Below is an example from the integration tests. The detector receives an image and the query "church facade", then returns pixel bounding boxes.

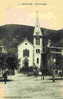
[18,16,43,69]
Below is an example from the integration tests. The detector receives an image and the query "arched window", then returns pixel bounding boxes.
[23,49,29,57]
[37,58,39,64]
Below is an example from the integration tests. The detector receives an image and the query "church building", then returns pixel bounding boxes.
[18,13,44,70]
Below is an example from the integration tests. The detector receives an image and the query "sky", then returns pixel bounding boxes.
[0,0,63,30]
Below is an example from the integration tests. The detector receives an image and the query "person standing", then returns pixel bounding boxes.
[3,70,8,84]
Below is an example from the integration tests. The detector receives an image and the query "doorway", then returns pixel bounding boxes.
[23,58,29,72]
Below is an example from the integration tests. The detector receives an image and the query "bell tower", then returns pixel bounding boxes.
[33,11,43,68]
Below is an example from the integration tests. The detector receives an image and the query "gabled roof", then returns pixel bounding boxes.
[18,38,33,47]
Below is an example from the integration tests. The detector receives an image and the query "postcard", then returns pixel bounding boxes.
[0,0,63,99]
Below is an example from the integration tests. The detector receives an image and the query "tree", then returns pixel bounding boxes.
[0,54,7,75]
[6,55,18,74]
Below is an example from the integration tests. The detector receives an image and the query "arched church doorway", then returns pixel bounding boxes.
[23,58,29,72]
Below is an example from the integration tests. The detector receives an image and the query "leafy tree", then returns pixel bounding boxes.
[6,56,18,74]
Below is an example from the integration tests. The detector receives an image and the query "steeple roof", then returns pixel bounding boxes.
[33,11,42,36]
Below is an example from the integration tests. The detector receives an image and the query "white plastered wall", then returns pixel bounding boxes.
[18,39,33,68]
